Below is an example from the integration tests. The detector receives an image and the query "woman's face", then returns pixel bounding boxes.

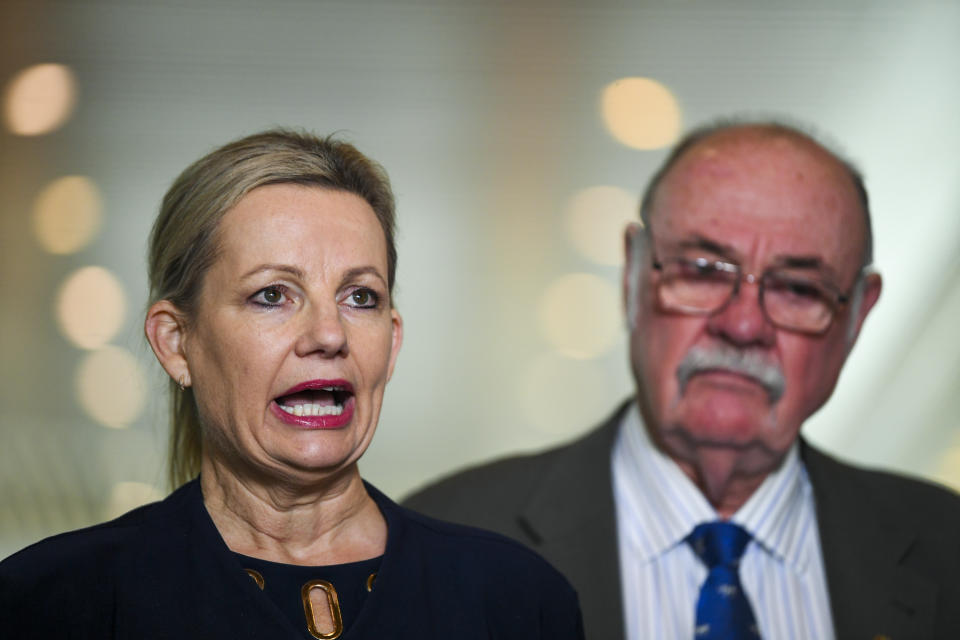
[182,184,402,480]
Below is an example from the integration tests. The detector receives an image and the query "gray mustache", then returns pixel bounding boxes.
[676,345,786,402]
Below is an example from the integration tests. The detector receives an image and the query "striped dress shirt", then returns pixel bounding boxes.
[612,403,835,639]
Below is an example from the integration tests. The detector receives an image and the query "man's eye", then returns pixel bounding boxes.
[768,278,825,302]
[348,288,378,308]
[787,283,821,298]
[692,262,715,276]
[252,286,287,306]
[680,259,728,279]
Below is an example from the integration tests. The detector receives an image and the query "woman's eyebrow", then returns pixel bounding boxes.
[341,266,386,285]
[241,264,306,280]
[238,264,387,286]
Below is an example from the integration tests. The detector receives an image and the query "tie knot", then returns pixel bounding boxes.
[687,521,752,568]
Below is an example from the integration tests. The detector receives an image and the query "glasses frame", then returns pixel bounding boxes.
[648,243,860,335]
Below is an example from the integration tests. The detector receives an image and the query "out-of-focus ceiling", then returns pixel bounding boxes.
[2,0,958,556]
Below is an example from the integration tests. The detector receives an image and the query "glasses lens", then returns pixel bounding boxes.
[762,273,833,332]
[659,259,736,312]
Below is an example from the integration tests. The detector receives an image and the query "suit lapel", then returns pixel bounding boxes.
[519,402,630,640]
[507,407,945,640]
[803,441,937,639]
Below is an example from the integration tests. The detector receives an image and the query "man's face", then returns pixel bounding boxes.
[625,130,881,497]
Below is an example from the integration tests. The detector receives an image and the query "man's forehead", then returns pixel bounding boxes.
[651,128,859,220]
[673,126,841,178]
[646,126,868,279]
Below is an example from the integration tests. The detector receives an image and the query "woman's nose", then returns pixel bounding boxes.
[295,303,349,358]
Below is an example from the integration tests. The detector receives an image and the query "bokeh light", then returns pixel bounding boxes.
[56,266,127,350]
[3,63,78,136]
[935,443,960,491]
[519,352,614,436]
[565,185,637,266]
[33,176,103,254]
[103,481,164,520]
[601,76,681,150]
[75,346,146,429]
[538,273,622,359]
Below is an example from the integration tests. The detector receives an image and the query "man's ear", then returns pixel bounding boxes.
[846,271,882,349]
[145,300,192,387]
[623,222,644,326]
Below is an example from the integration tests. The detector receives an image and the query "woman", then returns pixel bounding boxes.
[0,130,584,639]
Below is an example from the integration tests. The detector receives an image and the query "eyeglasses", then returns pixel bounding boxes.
[651,254,858,334]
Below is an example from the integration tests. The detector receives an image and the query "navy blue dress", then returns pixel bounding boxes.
[0,480,585,639]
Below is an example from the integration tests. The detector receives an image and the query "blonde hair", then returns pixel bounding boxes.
[147,129,397,489]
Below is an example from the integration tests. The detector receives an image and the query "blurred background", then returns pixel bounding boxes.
[2,0,959,557]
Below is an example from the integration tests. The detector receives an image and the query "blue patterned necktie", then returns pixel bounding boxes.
[687,521,761,639]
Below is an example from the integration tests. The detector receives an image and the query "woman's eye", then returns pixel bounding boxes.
[252,286,287,307]
[347,288,378,308]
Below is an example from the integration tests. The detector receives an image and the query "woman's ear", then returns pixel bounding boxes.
[145,300,192,387]
[385,307,404,382]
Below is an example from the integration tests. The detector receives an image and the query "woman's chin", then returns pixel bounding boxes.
[243,437,363,479]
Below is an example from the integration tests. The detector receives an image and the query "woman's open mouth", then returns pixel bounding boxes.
[271,379,355,428]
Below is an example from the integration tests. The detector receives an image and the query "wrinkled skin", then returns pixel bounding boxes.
[624,128,882,515]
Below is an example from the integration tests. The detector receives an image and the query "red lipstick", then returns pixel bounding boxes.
[271,379,355,429]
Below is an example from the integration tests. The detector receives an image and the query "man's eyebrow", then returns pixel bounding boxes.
[672,237,845,282]
[241,264,306,280]
[675,235,735,256]
[770,255,842,282]
[775,256,823,269]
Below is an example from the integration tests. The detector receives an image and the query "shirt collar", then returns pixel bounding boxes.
[612,402,812,571]
[613,402,714,563]
[731,444,812,571]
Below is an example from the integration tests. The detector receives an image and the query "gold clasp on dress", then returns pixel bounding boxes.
[244,568,265,590]
[301,579,344,639]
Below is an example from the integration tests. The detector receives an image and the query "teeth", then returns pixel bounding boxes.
[280,403,344,417]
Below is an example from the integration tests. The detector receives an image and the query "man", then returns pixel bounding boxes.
[405,121,960,639]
